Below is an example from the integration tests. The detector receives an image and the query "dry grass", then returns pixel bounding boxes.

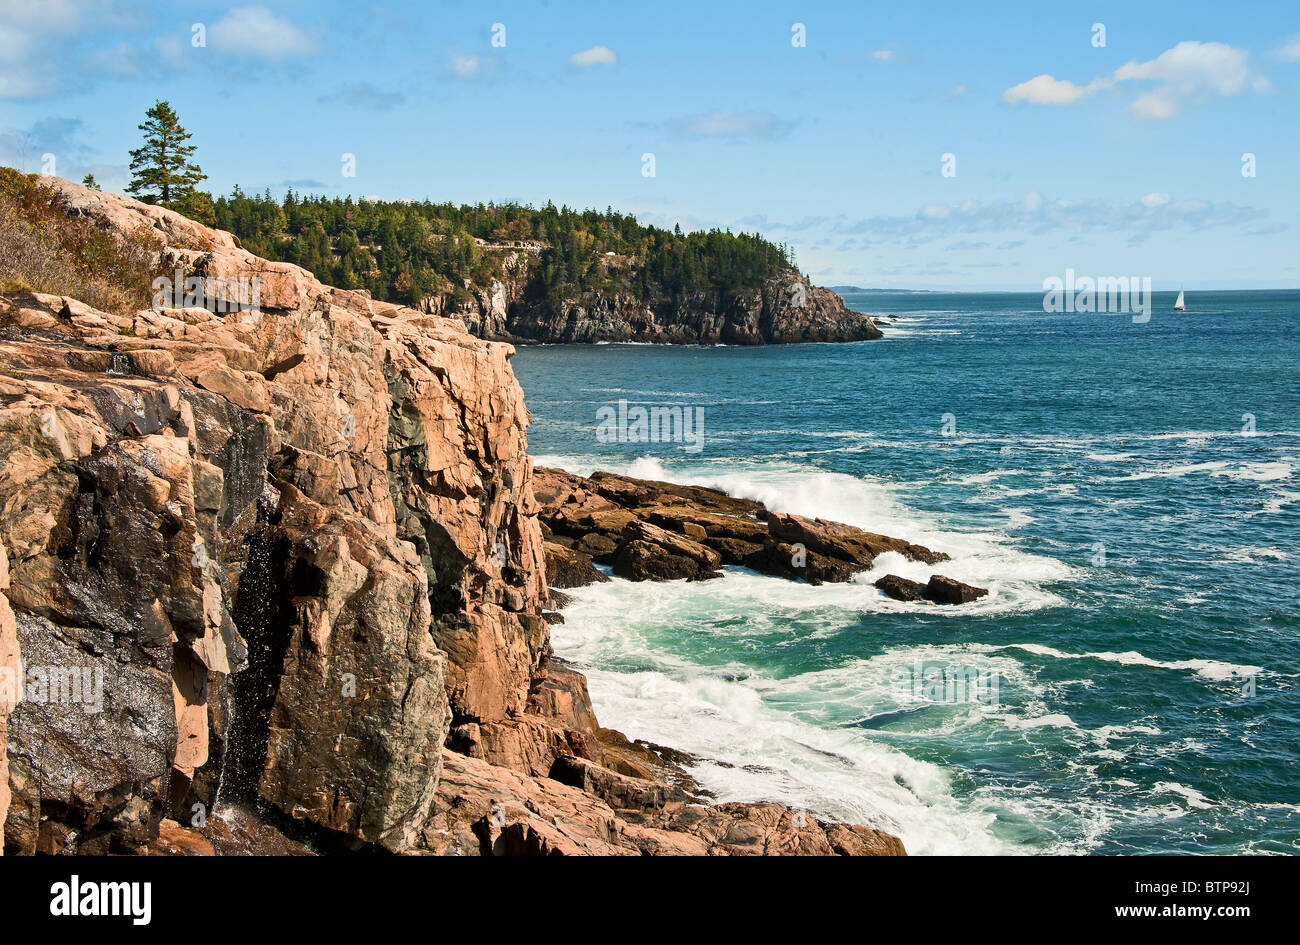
[0,167,165,315]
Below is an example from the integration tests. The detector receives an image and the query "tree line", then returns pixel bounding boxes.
[124,101,799,313]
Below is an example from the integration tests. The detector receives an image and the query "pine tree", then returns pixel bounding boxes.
[81,173,101,191]
[127,101,207,207]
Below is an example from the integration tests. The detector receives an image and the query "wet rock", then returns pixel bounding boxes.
[875,573,988,605]
[535,466,945,587]
[543,541,608,588]
[610,521,723,582]
[766,511,949,567]
[924,574,989,605]
[198,806,316,856]
[142,819,216,856]
[249,490,452,852]
[4,612,175,855]
[875,574,927,601]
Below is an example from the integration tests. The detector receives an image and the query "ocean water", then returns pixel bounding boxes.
[510,290,1300,856]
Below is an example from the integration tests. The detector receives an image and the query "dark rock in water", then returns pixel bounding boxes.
[611,521,723,582]
[875,573,988,604]
[746,539,861,585]
[875,574,927,602]
[533,465,946,589]
[542,611,565,625]
[923,575,990,605]
[576,531,619,559]
[766,511,949,567]
[612,540,699,582]
[544,541,609,588]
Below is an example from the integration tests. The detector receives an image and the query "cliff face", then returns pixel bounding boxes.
[0,176,902,856]
[1,177,546,853]
[500,279,882,345]
[422,254,882,346]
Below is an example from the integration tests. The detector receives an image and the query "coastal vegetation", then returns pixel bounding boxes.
[214,189,800,314]
[127,100,213,224]
[0,166,162,314]
[6,100,808,331]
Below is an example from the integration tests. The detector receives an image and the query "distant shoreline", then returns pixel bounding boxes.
[831,285,1300,294]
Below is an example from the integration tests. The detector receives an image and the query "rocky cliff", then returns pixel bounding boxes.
[423,255,882,346]
[0,176,902,856]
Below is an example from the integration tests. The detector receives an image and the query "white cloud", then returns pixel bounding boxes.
[0,0,85,34]
[570,45,616,68]
[872,49,898,62]
[0,116,100,177]
[1115,41,1256,96]
[450,54,480,79]
[209,6,317,61]
[1278,35,1300,61]
[1114,41,1266,118]
[1128,92,1177,120]
[1003,74,1107,105]
[0,0,88,98]
[746,191,1272,246]
[442,49,501,81]
[1004,41,1268,120]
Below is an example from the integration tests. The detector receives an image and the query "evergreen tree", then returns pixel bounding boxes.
[211,189,793,319]
[81,173,101,191]
[127,101,207,207]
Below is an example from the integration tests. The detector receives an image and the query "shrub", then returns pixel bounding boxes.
[0,167,165,315]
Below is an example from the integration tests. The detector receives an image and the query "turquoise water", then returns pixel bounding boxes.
[511,290,1300,855]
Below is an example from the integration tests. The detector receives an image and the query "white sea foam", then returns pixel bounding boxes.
[982,642,1262,681]
[1226,546,1289,563]
[553,588,1022,855]
[955,469,1032,485]
[533,450,1273,855]
[536,453,1075,611]
[1248,489,1300,517]
[1153,782,1214,810]
[1102,461,1230,482]
[551,575,1225,855]
[1212,461,1294,482]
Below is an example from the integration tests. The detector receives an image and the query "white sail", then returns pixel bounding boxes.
[1174,289,1185,311]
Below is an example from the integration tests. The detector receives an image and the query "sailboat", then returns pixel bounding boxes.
[1173,287,1185,311]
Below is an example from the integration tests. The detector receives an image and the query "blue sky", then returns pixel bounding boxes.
[2,0,1297,289]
